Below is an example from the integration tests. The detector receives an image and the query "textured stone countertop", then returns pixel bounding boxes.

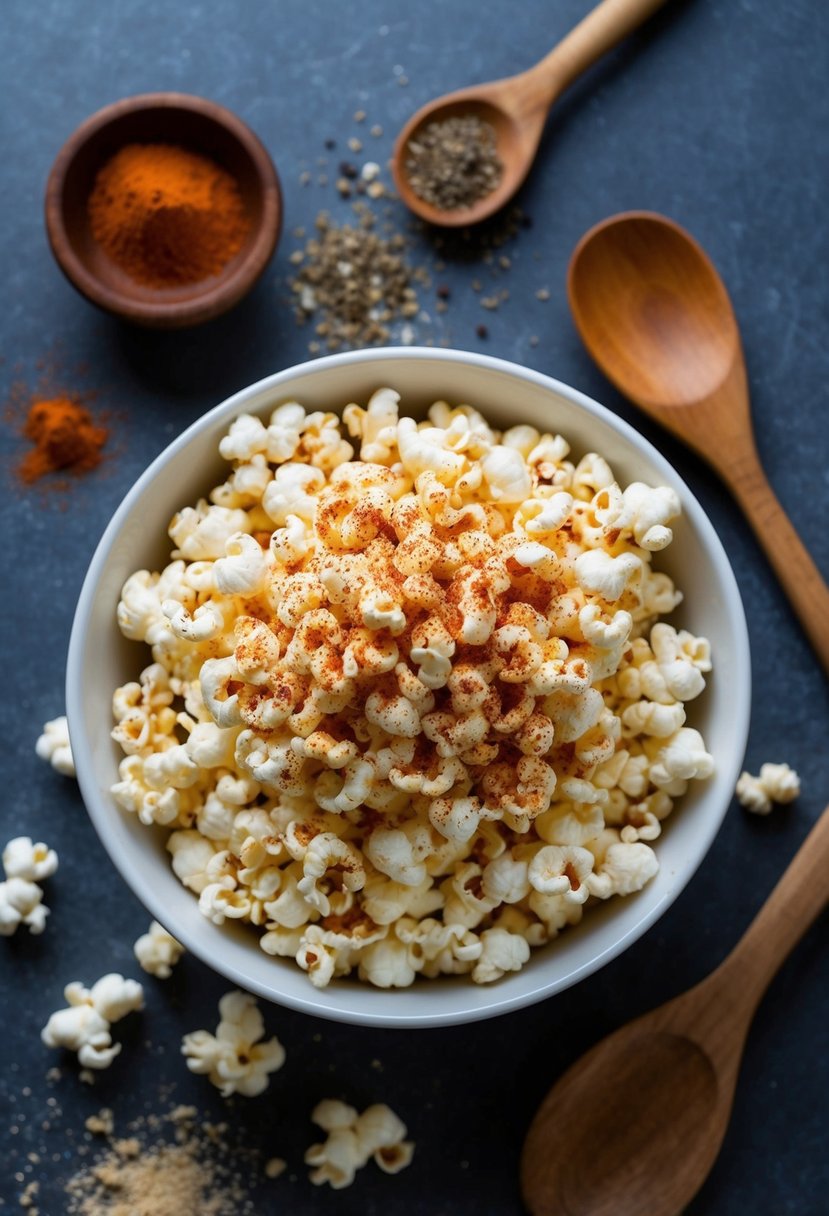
[1,1,827,1212]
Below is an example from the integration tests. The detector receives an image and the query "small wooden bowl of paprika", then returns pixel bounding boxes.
[45,92,282,329]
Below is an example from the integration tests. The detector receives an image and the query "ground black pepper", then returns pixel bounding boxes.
[405,114,503,211]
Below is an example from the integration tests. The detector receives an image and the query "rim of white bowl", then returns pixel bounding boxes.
[67,347,751,1027]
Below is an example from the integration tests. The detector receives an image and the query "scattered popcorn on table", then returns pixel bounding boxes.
[35,715,75,776]
[736,762,800,815]
[2,836,58,882]
[133,920,185,978]
[264,1157,287,1179]
[0,877,49,936]
[41,973,144,1070]
[112,390,715,988]
[0,835,58,936]
[305,1099,414,1189]
[182,989,285,1097]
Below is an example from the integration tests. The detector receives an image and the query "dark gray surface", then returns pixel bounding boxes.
[1,1,828,1212]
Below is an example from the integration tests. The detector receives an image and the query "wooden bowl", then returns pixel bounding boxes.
[44,92,282,329]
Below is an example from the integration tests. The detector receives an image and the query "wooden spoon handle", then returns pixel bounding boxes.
[715,801,829,1017]
[526,0,671,103]
[728,453,829,674]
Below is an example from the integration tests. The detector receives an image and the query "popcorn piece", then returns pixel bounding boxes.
[736,762,800,815]
[586,841,659,898]
[182,989,285,1097]
[528,845,594,904]
[214,532,268,596]
[2,836,58,882]
[167,831,218,893]
[472,927,531,983]
[71,973,145,1024]
[648,728,714,795]
[306,1100,413,1189]
[134,920,185,978]
[0,877,48,936]
[35,715,75,777]
[41,974,144,1070]
[41,1004,120,1070]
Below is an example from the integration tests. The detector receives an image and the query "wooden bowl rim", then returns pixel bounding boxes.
[44,91,282,328]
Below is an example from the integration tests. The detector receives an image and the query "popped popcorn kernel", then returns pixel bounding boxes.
[0,835,59,936]
[736,762,800,815]
[112,391,714,989]
[41,974,144,1070]
[134,920,185,978]
[182,989,285,1097]
[306,1099,414,1188]
[35,715,75,776]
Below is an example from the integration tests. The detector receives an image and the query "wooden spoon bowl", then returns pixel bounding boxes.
[44,92,282,329]
[392,0,670,227]
[522,800,829,1216]
[568,210,829,671]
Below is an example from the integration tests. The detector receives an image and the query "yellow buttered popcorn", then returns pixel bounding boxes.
[113,389,714,989]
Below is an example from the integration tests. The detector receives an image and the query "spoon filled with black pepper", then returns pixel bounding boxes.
[392,0,669,227]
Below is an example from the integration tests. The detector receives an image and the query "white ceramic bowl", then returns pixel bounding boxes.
[67,349,750,1028]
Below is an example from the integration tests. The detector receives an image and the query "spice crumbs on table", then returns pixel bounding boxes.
[476,323,489,338]
[370,124,383,137]
[288,211,420,349]
[536,287,551,301]
[347,136,363,153]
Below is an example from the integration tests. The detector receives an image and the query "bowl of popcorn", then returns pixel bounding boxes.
[67,349,750,1027]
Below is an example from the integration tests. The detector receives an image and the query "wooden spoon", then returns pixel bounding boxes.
[568,211,829,673]
[521,799,829,1216]
[391,0,670,227]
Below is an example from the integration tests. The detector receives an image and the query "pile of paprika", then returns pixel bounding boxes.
[87,143,250,288]
[17,396,108,484]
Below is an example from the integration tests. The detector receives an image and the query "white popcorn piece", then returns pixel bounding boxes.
[472,927,531,983]
[480,445,533,503]
[648,728,715,795]
[2,836,58,882]
[134,920,185,978]
[69,973,145,1024]
[736,762,800,815]
[586,841,659,898]
[219,412,269,462]
[306,1100,414,1189]
[167,831,218,894]
[169,501,251,561]
[163,598,224,642]
[35,715,75,777]
[41,974,144,1071]
[343,387,401,463]
[214,532,268,596]
[358,937,420,988]
[182,989,285,1097]
[0,877,48,936]
[528,845,594,904]
[575,549,642,602]
[41,1003,120,1070]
